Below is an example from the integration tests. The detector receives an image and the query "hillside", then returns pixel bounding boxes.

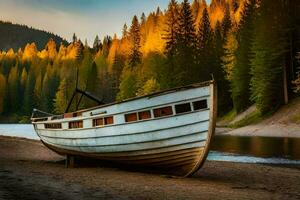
[0,21,68,51]
[217,97,300,138]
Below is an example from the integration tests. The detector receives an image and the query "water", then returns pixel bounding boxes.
[211,135,300,160]
[0,124,299,164]
[0,124,38,140]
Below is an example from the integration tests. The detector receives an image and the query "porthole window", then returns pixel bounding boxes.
[193,100,208,110]
[69,120,83,129]
[153,106,173,118]
[104,116,114,125]
[93,118,103,127]
[125,113,137,122]
[45,123,62,129]
[93,116,114,127]
[138,110,151,120]
[175,103,191,114]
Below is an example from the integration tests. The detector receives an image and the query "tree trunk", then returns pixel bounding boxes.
[283,65,289,104]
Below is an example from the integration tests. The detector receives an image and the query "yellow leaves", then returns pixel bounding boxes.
[137,78,160,96]
[107,39,120,73]
[46,38,57,60]
[66,43,78,59]
[141,30,165,55]
[58,44,67,59]
[209,5,224,28]
[119,38,131,57]
[6,48,15,57]
[140,14,165,56]
[64,41,82,60]
[222,30,238,81]
[38,49,48,59]
[23,42,38,60]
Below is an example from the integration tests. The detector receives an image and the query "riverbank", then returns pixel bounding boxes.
[216,123,300,138]
[217,97,300,138]
[0,136,299,200]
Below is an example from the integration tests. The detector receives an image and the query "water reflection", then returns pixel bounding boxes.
[211,135,300,160]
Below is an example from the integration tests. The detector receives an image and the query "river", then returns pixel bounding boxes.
[0,124,300,164]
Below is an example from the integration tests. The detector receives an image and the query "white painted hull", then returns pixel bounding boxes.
[32,81,217,176]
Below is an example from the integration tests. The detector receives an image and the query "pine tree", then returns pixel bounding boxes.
[54,79,68,114]
[175,0,197,85]
[141,13,146,25]
[34,71,43,108]
[23,68,35,115]
[102,35,112,57]
[93,35,102,52]
[20,67,27,91]
[72,33,77,43]
[250,0,289,114]
[163,0,180,57]
[222,3,232,38]
[122,24,128,39]
[86,62,99,95]
[222,28,238,81]
[7,64,20,113]
[196,7,214,81]
[117,66,138,100]
[128,15,142,67]
[191,0,200,19]
[231,0,256,112]
[214,21,232,114]
[41,65,59,112]
[162,0,181,88]
[0,73,6,114]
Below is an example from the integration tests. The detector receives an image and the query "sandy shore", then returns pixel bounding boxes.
[217,98,300,138]
[216,124,300,138]
[0,136,300,200]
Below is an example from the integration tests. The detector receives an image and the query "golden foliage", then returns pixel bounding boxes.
[107,39,120,73]
[46,38,57,59]
[137,78,160,96]
[38,49,48,59]
[209,5,224,28]
[6,48,15,57]
[23,42,38,60]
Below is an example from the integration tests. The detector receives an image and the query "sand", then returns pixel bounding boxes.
[0,136,300,200]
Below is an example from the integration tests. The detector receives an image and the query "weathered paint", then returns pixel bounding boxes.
[32,81,216,177]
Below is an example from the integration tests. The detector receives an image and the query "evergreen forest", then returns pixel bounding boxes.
[0,0,300,122]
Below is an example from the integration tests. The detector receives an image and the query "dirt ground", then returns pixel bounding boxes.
[0,136,300,200]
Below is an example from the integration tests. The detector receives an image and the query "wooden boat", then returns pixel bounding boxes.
[31,80,217,177]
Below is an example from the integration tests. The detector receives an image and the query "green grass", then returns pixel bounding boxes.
[217,109,237,126]
[228,110,262,128]
[291,114,300,124]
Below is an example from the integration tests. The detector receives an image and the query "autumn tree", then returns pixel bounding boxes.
[45,38,57,60]
[128,15,142,67]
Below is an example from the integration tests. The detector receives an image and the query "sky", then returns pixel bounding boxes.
[0,0,174,45]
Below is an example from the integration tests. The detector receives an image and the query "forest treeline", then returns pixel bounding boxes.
[0,0,299,122]
[0,21,67,51]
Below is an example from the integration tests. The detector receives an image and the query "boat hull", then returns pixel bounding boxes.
[32,81,217,177]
